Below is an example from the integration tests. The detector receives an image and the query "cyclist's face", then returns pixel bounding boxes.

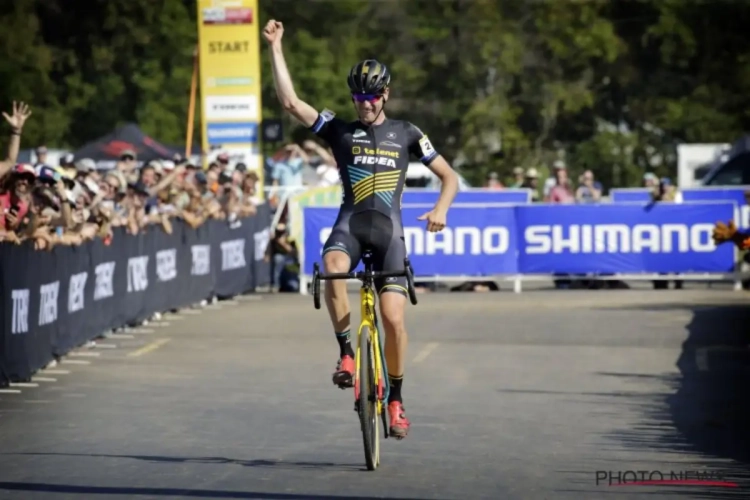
[353,88,388,123]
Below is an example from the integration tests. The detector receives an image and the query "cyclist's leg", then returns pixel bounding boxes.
[323,226,361,387]
[370,219,411,438]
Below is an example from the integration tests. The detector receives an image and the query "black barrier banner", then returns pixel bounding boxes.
[0,204,272,385]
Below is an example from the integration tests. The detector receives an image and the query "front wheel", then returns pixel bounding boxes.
[358,326,379,470]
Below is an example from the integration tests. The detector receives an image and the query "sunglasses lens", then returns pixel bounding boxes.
[353,94,381,103]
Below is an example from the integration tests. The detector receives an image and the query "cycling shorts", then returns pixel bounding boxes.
[322,211,408,296]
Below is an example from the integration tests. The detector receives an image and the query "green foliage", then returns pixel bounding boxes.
[1,0,749,189]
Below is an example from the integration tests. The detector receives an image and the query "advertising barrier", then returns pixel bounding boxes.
[301,202,735,279]
[402,189,531,204]
[610,186,750,229]
[680,187,750,229]
[609,188,653,203]
[0,206,271,385]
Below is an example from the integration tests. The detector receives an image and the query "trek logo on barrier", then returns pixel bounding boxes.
[221,239,246,271]
[11,289,30,335]
[128,256,149,293]
[524,224,717,254]
[94,262,116,300]
[156,249,177,282]
[39,281,60,327]
[191,245,211,276]
[68,272,88,314]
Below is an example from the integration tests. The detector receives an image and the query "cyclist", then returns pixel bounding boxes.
[263,20,458,439]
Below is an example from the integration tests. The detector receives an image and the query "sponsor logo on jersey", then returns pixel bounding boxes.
[386,132,397,139]
[353,155,397,168]
[362,147,399,158]
[352,146,361,154]
[418,135,436,158]
[379,140,400,148]
[353,129,367,138]
[353,139,371,144]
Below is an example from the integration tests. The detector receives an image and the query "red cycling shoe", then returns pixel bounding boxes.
[332,355,355,389]
[388,401,411,439]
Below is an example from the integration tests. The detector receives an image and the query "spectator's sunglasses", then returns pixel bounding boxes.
[352,93,383,103]
[13,172,35,184]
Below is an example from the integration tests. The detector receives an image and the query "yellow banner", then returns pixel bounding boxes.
[197,0,263,181]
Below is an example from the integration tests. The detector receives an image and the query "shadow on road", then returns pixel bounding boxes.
[0,482,428,500]
[562,302,750,499]
[1,452,364,472]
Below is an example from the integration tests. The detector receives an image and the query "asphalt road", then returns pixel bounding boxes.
[1,287,750,500]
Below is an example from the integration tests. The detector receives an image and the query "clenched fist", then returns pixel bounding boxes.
[263,20,284,45]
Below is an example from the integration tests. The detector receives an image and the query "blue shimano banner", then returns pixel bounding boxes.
[681,187,749,229]
[403,189,530,205]
[610,188,652,203]
[515,203,735,274]
[302,206,519,276]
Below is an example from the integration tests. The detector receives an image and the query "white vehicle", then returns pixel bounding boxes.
[405,161,471,189]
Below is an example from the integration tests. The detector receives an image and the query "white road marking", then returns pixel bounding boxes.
[127,338,171,358]
[31,377,57,382]
[413,342,440,364]
[95,344,117,349]
[42,370,70,375]
[10,382,38,388]
[70,351,101,357]
[61,360,91,365]
[109,334,135,339]
[0,389,22,394]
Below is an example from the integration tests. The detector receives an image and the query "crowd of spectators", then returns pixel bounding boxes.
[265,140,339,194]
[484,160,679,204]
[0,102,264,251]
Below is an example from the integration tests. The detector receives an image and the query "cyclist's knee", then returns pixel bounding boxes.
[323,250,350,274]
[379,292,406,333]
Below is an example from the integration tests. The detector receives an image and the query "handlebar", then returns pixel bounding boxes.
[312,258,418,308]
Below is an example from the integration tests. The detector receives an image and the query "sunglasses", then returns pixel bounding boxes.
[352,93,383,103]
[14,173,35,183]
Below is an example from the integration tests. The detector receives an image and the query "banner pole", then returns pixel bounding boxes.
[185,45,199,159]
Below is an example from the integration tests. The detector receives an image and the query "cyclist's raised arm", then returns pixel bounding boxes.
[264,20,319,128]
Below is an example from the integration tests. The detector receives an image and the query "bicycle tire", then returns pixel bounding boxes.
[373,314,390,439]
[358,325,379,470]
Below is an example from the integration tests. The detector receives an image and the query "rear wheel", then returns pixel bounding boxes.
[358,326,379,470]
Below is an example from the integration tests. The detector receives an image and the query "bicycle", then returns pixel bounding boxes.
[311,249,418,471]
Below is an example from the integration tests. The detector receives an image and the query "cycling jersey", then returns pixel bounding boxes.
[309,112,440,295]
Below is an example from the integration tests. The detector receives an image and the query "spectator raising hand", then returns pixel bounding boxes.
[0,101,32,178]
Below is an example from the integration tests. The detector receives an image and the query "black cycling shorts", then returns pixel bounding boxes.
[322,211,408,296]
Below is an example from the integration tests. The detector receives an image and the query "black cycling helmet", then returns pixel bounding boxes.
[347,59,391,94]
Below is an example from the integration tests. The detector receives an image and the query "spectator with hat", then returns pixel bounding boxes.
[509,167,525,188]
[521,168,541,202]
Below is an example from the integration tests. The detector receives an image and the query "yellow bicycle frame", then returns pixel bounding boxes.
[355,285,384,416]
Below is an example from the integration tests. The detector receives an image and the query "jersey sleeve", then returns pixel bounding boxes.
[406,123,439,165]
[309,109,343,146]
